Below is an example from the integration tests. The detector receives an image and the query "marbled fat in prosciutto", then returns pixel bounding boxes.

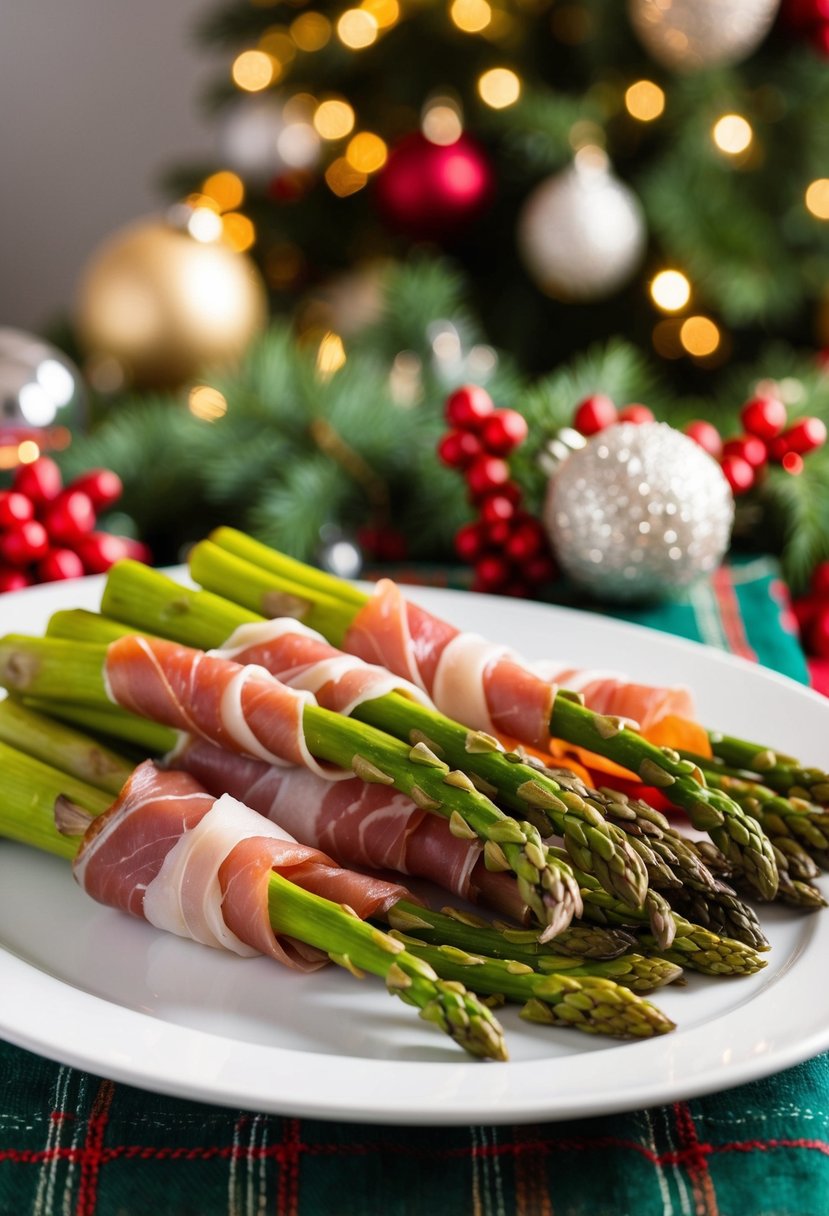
[73,760,409,971]
[104,635,345,779]
[211,618,434,716]
[343,579,694,742]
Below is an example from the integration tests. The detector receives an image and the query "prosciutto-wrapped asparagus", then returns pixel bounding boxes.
[0,632,582,939]
[184,532,778,901]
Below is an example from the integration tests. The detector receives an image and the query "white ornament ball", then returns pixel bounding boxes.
[517,154,646,302]
[628,0,780,72]
[543,422,734,602]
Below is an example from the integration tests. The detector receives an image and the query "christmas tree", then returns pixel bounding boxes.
[60,0,829,594]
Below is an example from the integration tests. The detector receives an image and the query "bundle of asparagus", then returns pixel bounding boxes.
[0,705,677,1047]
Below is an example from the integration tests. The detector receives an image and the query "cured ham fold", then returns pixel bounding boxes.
[171,737,529,923]
[73,760,409,971]
[342,578,697,744]
[103,635,345,779]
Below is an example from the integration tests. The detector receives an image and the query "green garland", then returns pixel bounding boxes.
[62,261,829,590]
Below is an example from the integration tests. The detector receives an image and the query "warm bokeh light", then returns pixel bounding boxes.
[260,28,296,65]
[188,385,228,422]
[188,207,224,243]
[17,440,41,464]
[477,67,521,109]
[222,212,256,252]
[317,332,347,377]
[450,0,492,33]
[712,114,753,156]
[231,49,278,91]
[346,132,388,173]
[624,79,665,122]
[805,178,829,220]
[650,270,691,312]
[422,99,463,145]
[314,99,356,139]
[337,9,379,48]
[680,315,721,357]
[290,12,331,50]
[325,157,368,196]
[203,171,245,212]
[362,0,400,29]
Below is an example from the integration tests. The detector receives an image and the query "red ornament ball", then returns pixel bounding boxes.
[722,435,767,469]
[684,420,723,460]
[466,456,510,498]
[741,395,787,440]
[437,429,482,469]
[573,394,617,436]
[374,134,493,240]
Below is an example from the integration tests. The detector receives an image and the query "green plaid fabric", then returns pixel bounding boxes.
[1,556,825,1216]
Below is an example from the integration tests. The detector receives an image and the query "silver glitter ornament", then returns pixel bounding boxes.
[0,328,85,457]
[517,150,646,302]
[628,0,780,72]
[543,422,734,602]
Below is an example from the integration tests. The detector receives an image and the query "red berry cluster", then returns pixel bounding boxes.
[0,457,151,592]
[571,394,655,436]
[684,394,827,495]
[438,385,555,595]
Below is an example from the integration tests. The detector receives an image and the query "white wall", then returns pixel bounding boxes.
[0,1,217,330]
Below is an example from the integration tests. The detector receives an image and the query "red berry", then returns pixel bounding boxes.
[811,561,829,598]
[781,417,827,455]
[721,435,767,469]
[73,532,133,574]
[781,451,805,476]
[505,520,546,562]
[479,494,517,526]
[793,595,819,637]
[466,456,510,498]
[0,520,49,566]
[42,490,96,544]
[38,548,85,582]
[740,395,787,440]
[437,430,482,469]
[0,491,35,529]
[617,404,655,425]
[684,420,723,460]
[68,468,122,510]
[720,454,755,495]
[444,385,494,431]
[454,521,487,562]
[480,409,529,455]
[474,553,511,590]
[121,537,153,564]
[0,567,31,593]
[573,394,617,436]
[485,519,512,547]
[13,457,63,505]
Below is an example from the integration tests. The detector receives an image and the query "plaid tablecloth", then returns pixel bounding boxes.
[1,556,827,1216]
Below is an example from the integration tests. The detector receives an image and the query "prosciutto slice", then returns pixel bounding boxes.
[104,635,346,780]
[170,736,527,922]
[343,579,694,742]
[211,619,434,717]
[74,760,408,971]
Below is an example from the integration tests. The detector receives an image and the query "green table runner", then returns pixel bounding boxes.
[1,556,825,1216]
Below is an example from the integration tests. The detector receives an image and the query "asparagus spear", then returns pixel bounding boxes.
[686,759,829,869]
[95,564,650,910]
[705,732,829,804]
[0,633,582,940]
[186,534,780,902]
[0,739,507,1061]
[387,933,676,1037]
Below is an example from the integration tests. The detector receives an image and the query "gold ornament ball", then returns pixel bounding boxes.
[74,217,268,388]
[628,0,780,72]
